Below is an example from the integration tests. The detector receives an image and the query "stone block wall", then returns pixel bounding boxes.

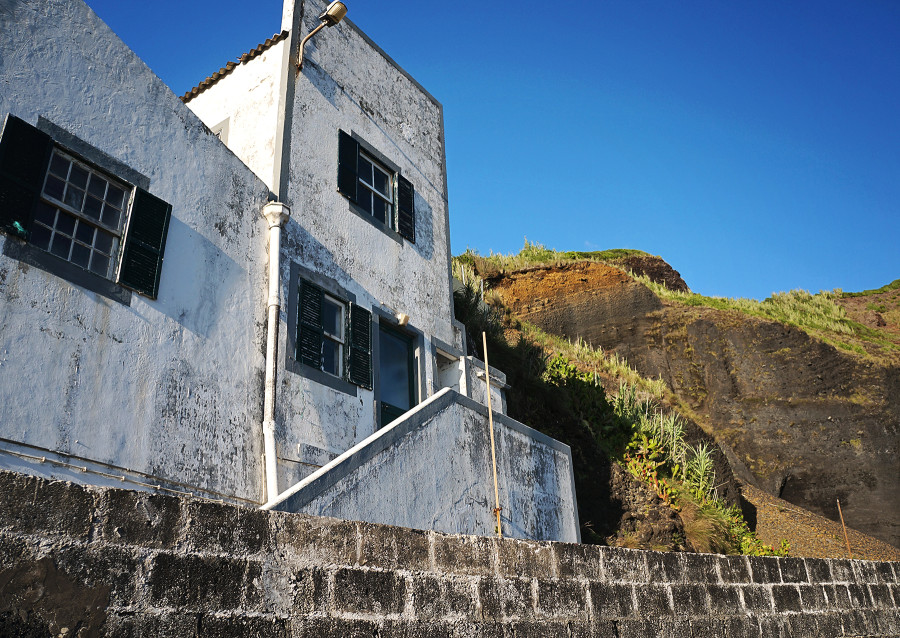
[0,470,897,637]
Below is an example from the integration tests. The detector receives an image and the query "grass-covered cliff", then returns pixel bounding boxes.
[452,241,900,558]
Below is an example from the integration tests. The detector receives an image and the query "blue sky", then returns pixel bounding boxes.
[86,0,899,300]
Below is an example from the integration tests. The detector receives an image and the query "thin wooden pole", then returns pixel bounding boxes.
[483,332,502,538]
[837,499,852,559]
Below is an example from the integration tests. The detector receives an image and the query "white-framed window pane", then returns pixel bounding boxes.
[36,149,128,280]
[358,156,373,184]
[63,184,85,210]
[50,234,71,259]
[83,194,103,220]
[75,222,94,245]
[322,296,344,339]
[44,175,65,200]
[372,169,388,197]
[322,338,342,376]
[358,189,372,214]
[106,184,126,209]
[87,173,106,198]
[56,211,76,235]
[71,243,91,268]
[94,231,113,255]
[101,204,121,228]
[89,254,110,277]
[357,151,394,227]
[48,154,69,178]
[68,164,88,188]
[372,198,386,224]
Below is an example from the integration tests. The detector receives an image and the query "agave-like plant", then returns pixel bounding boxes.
[684,442,715,502]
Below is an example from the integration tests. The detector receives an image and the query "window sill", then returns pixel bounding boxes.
[346,199,403,245]
[2,236,131,305]
[285,356,358,397]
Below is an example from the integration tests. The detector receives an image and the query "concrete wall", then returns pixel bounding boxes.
[286,0,454,343]
[0,0,273,502]
[463,356,509,416]
[1,470,898,637]
[267,389,578,542]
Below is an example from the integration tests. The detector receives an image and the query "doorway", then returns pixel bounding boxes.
[378,323,416,427]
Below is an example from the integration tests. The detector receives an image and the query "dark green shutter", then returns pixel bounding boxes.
[298,280,324,368]
[118,187,172,299]
[0,114,53,238]
[347,303,372,389]
[396,175,415,243]
[337,130,358,202]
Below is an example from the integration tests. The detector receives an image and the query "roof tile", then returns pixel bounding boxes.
[180,30,290,103]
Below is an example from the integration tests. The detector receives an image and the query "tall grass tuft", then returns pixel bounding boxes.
[456,240,650,274]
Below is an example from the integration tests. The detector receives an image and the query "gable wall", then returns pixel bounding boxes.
[185,39,288,190]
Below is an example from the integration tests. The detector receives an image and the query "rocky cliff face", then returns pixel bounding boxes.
[488,259,900,549]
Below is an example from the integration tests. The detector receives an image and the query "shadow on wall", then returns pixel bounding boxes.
[152,216,243,339]
[307,61,340,109]
[411,190,433,260]
[280,218,356,303]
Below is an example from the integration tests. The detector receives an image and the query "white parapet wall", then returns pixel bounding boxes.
[265,388,580,543]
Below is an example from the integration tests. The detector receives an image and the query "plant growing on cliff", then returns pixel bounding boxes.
[545,360,787,556]
[452,267,787,555]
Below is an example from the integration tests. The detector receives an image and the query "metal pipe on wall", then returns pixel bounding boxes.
[261,201,291,504]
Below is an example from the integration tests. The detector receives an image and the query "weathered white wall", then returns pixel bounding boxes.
[0,0,272,502]
[274,0,460,480]
[185,39,287,190]
[463,356,508,415]
[269,389,581,542]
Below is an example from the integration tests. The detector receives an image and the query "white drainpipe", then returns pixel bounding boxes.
[261,201,291,504]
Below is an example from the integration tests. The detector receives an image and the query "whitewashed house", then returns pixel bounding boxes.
[0,0,579,541]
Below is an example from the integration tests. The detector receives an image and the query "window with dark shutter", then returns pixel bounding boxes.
[118,188,172,299]
[0,115,53,238]
[337,130,359,202]
[298,279,325,369]
[1,114,171,302]
[347,303,372,389]
[396,174,415,243]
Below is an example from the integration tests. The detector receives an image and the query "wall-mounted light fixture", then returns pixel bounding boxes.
[297,1,348,70]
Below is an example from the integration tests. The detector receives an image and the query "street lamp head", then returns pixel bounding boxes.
[319,1,347,27]
[298,1,348,69]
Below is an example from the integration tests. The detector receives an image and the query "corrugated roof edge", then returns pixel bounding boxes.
[180,30,290,103]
